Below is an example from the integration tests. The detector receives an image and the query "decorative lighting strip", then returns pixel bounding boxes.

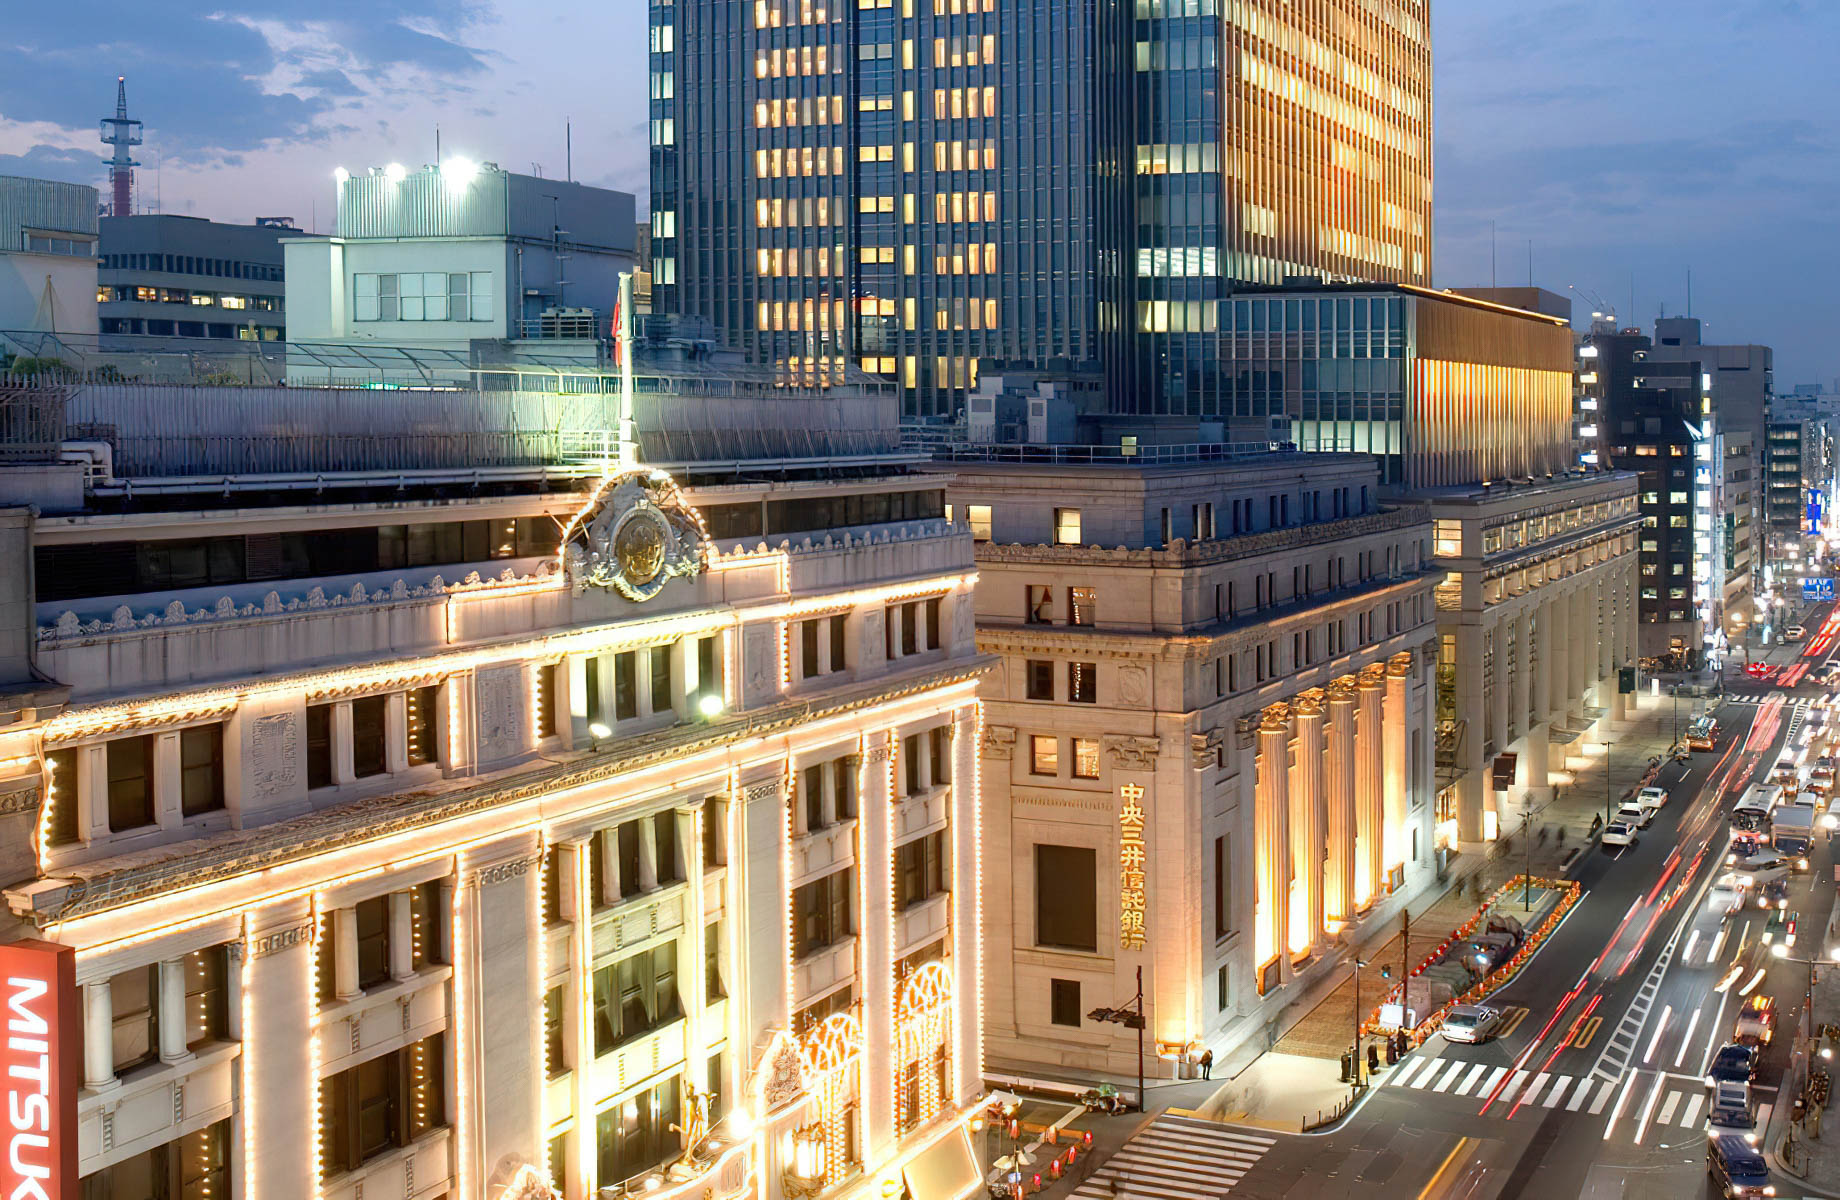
[452,850,475,1200]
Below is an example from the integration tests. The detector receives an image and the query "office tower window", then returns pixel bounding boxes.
[179,723,225,816]
[1035,845,1097,951]
[106,735,154,831]
[1050,979,1081,1027]
[1030,735,1058,776]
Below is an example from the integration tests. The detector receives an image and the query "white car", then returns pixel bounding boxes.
[1635,786,1669,817]
[1439,1004,1505,1044]
[1614,804,1652,830]
[1708,874,1748,917]
[1602,820,1638,848]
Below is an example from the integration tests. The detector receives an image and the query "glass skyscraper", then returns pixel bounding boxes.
[649,0,1432,418]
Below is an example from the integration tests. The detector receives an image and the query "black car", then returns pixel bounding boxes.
[1707,1043,1759,1086]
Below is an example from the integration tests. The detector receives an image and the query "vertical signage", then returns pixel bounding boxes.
[1118,784,1147,950]
[0,940,77,1200]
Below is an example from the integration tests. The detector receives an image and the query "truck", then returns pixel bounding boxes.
[1771,800,1817,867]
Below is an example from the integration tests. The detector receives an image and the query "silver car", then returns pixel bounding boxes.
[1440,1003,1504,1044]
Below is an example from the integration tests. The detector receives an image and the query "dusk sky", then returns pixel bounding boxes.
[3,1,1834,386]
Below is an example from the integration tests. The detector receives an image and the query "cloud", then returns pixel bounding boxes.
[0,143,98,185]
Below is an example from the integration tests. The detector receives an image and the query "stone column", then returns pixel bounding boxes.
[1325,679,1358,925]
[157,959,189,1063]
[1356,668,1386,906]
[1529,603,1550,732]
[1488,620,1510,759]
[1254,703,1291,983]
[1571,588,1591,715]
[1292,691,1327,959]
[1597,579,1614,696]
[83,981,113,1089]
[465,840,545,1200]
[1547,594,1570,723]
[1383,653,1413,881]
[1510,609,1532,745]
[859,735,896,1158]
[1456,623,1487,845]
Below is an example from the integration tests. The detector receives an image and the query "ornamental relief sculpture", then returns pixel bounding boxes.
[563,469,708,602]
[251,712,298,796]
[981,724,1017,760]
[1103,734,1160,770]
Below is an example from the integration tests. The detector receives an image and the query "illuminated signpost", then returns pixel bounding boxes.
[0,939,77,1200]
[1118,784,1147,951]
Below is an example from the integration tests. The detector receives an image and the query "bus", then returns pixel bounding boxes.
[1732,784,1783,834]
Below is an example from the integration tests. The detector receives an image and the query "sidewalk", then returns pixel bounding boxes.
[1765,894,1840,1197]
[1007,687,1712,1200]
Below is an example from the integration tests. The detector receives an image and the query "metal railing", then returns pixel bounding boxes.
[931,439,1356,467]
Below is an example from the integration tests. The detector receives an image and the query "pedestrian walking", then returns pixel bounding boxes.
[1200,1048,1214,1080]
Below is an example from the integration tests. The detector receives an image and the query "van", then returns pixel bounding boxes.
[1708,1131,1772,1196]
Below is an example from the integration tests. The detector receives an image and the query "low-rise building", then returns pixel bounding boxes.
[0,175,98,341]
[0,368,984,1200]
[284,163,636,383]
[97,213,301,343]
[939,450,1440,1078]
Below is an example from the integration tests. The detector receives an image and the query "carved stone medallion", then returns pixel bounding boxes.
[563,469,708,602]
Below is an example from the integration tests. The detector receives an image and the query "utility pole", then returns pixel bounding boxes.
[1134,965,1145,1112]
[1523,812,1534,908]
[1351,958,1366,1088]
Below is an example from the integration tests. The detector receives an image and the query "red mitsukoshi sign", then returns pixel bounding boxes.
[0,940,77,1200]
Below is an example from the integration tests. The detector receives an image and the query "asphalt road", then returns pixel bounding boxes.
[1224,609,1840,1199]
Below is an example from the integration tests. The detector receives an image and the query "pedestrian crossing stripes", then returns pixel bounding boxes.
[1727,693,1776,705]
[1380,1054,1748,1142]
[1070,1113,1277,1200]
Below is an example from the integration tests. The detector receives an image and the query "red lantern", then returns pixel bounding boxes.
[1050,1160,1063,1180]
[1068,1147,1081,1165]
[1082,1130,1094,1147]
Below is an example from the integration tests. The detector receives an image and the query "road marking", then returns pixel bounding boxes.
[1631,1073,1666,1145]
[1643,1006,1673,1063]
[1496,1007,1531,1038]
[1408,1059,1442,1088]
[1454,1063,1488,1096]
[1431,1061,1466,1092]
[1572,1016,1603,1048]
[1521,1073,1550,1106]
[1701,990,1735,1077]
[1679,1093,1705,1127]
[1566,1077,1595,1111]
[1684,930,1700,963]
[1543,1075,1572,1108]
[1498,1070,1529,1104]
[1603,1073,1639,1138]
[1657,1091,1682,1124]
[1388,1056,1428,1088]
[1417,1137,1474,1200]
[1709,927,1728,964]
[1676,1007,1703,1068]
[1478,1066,1507,1097]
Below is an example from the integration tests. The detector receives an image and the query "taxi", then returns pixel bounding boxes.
[1734,995,1776,1045]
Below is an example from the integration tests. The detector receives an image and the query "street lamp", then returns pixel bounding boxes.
[1087,965,1147,1112]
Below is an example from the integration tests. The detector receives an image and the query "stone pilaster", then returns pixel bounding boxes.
[1325,678,1358,924]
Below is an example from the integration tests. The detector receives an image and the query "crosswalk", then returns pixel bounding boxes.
[1726,693,1777,705]
[1070,1113,1277,1200]
[1381,1054,1758,1143]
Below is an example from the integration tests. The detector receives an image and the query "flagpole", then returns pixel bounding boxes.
[616,271,636,468]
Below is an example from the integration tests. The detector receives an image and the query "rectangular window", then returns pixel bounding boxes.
[801,619,821,678]
[896,830,948,908]
[1030,735,1059,776]
[537,663,560,737]
[904,733,923,795]
[833,758,857,820]
[1035,845,1098,951]
[351,695,388,779]
[614,651,638,720]
[182,945,228,1049]
[319,1034,447,1178]
[793,868,855,957]
[618,821,643,897]
[109,964,159,1074]
[1054,508,1082,545]
[1214,835,1230,938]
[105,735,154,832]
[1025,659,1054,700]
[697,636,719,706]
[45,749,77,846]
[1049,979,1081,1027]
[925,596,942,648]
[83,1119,230,1198]
[354,895,390,990]
[901,602,918,655]
[595,1074,682,1186]
[591,945,682,1054]
[406,685,438,766]
[1072,738,1101,780]
[654,811,681,883]
[649,647,674,713]
[410,880,444,968]
[179,723,225,816]
[829,614,847,672]
[1026,584,1053,624]
[545,986,567,1078]
[1068,662,1097,704]
[705,922,725,1003]
[1069,587,1096,627]
[929,725,950,785]
[966,504,992,541]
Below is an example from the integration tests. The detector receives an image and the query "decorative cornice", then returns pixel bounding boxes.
[0,779,41,817]
[247,922,314,959]
[475,855,540,887]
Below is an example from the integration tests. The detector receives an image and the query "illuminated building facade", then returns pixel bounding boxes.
[648,0,1432,418]
[0,373,985,1200]
[937,452,1440,1077]
[1221,284,1575,487]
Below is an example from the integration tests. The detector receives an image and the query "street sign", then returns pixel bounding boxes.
[1805,578,1835,602]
